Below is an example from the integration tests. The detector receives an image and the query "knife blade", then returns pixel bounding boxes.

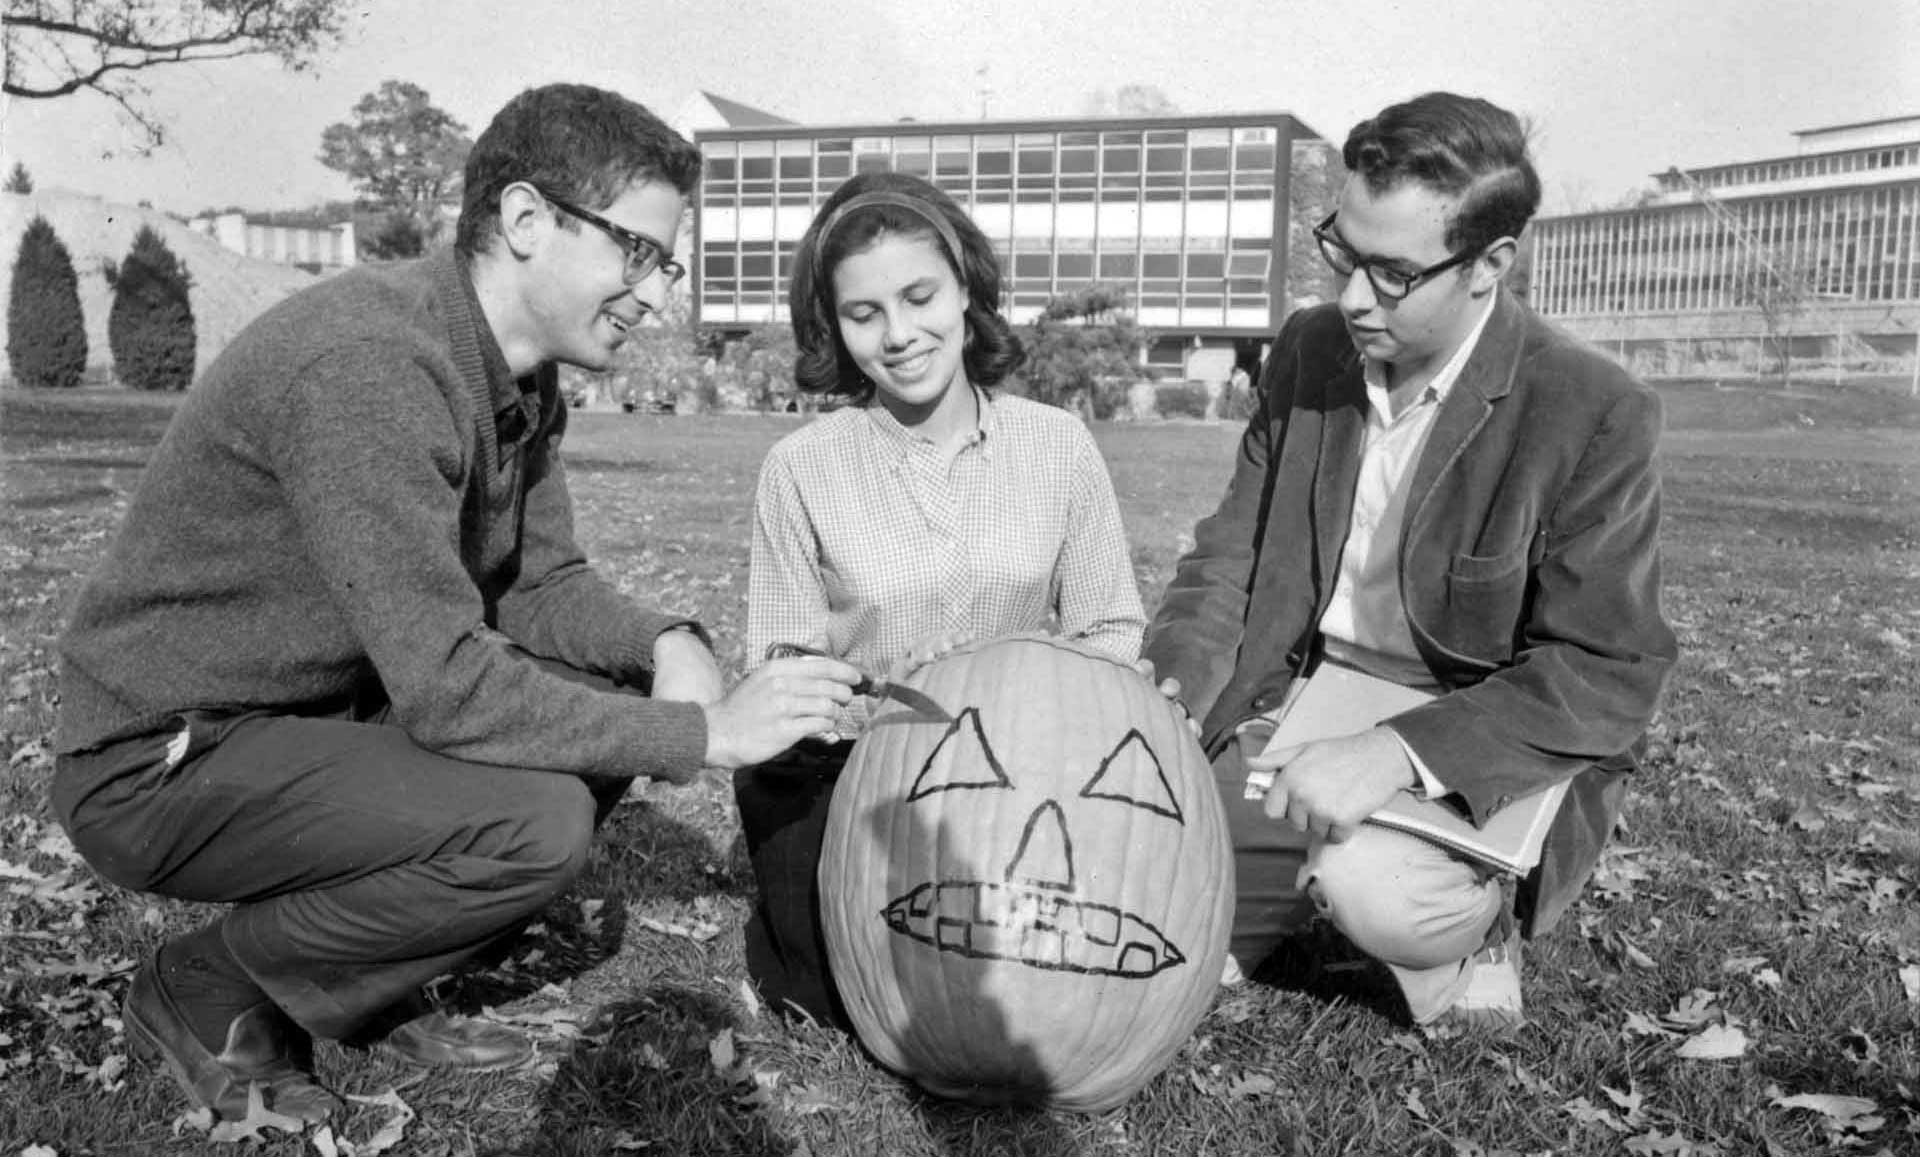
[764,642,953,722]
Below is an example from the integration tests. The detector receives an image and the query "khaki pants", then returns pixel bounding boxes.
[1213,743,1507,1022]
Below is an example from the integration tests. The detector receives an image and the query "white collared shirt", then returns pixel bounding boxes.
[1320,298,1497,790]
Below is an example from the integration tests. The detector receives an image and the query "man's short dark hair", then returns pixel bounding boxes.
[788,171,1023,399]
[456,84,703,257]
[1342,92,1542,256]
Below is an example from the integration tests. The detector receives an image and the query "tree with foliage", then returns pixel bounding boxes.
[1014,283,1149,419]
[1082,84,1179,118]
[1286,139,1347,308]
[318,80,472,259]
[4,162,33,194]
[4,1,347,149]
[105,225,197,391]
[6,215,88,389]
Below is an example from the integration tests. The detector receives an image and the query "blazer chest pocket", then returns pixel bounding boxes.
[1439,541,1533,657]
[1448,541,1529,584]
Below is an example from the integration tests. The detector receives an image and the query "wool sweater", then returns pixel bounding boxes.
[56,249,709,781]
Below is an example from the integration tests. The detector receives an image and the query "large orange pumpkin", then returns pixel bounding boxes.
[819,634,1233,1112]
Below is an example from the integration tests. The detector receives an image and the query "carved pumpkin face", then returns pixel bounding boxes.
[820,635,1233,1113]
[881,707,1192,980]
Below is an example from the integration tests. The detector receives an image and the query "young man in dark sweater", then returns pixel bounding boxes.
[51,84,862,1125]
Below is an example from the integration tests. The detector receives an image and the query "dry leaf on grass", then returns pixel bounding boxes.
[201,1083,309,1143]
[1899,964,1920,1004]
[635,915,722,942]
[1771,1092,1880,1126]
[1675,1023,1750,1060]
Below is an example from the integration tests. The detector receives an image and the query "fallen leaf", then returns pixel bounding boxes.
[708,1027,738,1074]
[206,1082,309,1142]
[1228,1073,1278,1099]
[1562,1095,1628,1133]
[1624,1010,1678,1039]
[1404,1086,1431,1121]
[21,1145,58,1157]
[1900,964,1920,1004]
[1772,1092,1879,1122]
[635,915,722,943]
[1786,803,1826,832]
[1676,1023,1750,1060]
[1623,1128,1719,1154]
[344,1088,415,1155]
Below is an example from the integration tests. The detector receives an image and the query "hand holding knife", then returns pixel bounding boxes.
[764,642,953,722]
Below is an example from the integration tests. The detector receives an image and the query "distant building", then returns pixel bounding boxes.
[688,102,1323,382]
[187,211,356,272]
[1529,115,1920,376]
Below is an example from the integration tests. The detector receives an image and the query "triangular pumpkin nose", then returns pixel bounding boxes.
[1005,800,1075,892]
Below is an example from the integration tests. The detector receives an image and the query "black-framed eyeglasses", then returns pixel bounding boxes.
[1313,212,1483,301]
[541,191,686,288]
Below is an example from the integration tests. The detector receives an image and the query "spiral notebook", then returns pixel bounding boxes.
[1238,664,1567,875]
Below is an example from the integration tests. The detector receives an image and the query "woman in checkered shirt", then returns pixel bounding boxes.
[736,172,1147,1023]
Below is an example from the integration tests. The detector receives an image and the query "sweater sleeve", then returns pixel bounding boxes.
[271,346,708,781]
[492,390,704,682]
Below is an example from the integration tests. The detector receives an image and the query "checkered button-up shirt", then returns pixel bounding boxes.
[748,390,1145,735]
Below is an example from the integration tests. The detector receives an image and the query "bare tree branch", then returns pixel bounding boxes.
[4,0,347,151]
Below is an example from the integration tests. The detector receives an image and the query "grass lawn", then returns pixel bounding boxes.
[1,380,1917,1156]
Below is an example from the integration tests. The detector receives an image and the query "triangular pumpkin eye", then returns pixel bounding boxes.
[906,708,1013,802]
[1079,729,1183,823]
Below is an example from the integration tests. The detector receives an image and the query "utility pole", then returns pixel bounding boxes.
[975,65,992,120]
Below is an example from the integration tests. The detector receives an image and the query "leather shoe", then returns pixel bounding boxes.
[124,957,341,1124]
[380,1009,533,1071]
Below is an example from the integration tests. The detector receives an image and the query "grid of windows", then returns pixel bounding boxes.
[697,119,1297,331]
[1532,180,1920,316]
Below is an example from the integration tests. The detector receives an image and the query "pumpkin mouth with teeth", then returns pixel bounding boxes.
[881,880,1185,977]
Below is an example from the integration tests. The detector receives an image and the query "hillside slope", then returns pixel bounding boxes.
[1,189,320,382]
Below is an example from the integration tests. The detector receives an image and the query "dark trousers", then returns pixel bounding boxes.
[732,738,853,1025]
[51,669,632,1041]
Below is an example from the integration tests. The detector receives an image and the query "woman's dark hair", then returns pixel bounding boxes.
[1342,91,1542,257]
[789,171,1023,399]
[456,84,703,257]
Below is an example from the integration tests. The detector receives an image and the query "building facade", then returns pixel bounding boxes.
[691,111,1323,382]
[1529,115,1920,377]
[186,212,357,272]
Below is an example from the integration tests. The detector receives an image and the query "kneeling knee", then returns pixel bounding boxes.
[492,779,598,899]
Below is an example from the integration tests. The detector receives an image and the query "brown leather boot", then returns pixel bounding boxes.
[124,956,342,1124]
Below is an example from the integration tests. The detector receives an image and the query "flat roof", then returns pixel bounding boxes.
[696,110,1322,142]
[1652,136,1920,182]
[1793,113,1920,138]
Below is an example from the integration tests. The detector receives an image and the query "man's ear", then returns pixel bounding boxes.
[495,182,548,260]
[1472,235,1519,293]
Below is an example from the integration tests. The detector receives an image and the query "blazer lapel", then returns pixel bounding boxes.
[1405,291,1524,526]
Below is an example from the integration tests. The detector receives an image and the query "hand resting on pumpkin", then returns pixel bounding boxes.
[1134,659,1201,738]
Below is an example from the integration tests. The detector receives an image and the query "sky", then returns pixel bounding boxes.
[5,0,1918,217]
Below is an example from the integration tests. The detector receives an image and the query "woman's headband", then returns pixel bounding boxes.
[814,190,968,289]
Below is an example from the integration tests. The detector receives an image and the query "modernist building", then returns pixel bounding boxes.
[185,211,357,273]
[1528,115,1920,375]
[688,105,1324,382]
